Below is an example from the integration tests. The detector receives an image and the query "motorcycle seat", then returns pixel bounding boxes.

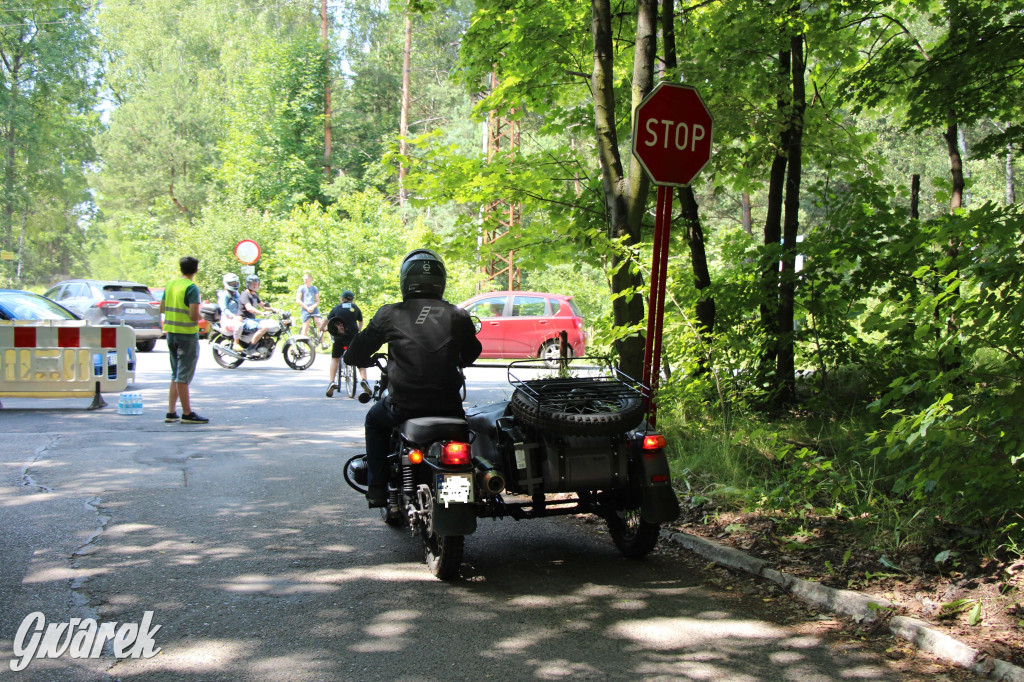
[398,417,469,444]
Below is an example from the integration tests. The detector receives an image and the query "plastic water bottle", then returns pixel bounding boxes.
[117,392,127,415]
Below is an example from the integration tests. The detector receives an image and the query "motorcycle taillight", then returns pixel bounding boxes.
[440,441,470,466]
[642,434,667,450]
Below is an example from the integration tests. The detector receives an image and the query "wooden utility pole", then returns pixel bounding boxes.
[321,0,332,179]
[481,71,521,290]
[399,11,412,207]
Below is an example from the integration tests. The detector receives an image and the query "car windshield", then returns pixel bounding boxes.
[103,285,154,302]
[0,292,79,320]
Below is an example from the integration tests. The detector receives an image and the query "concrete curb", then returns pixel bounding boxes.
[663,530,1024,681]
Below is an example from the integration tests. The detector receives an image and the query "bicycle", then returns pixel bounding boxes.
[306,315,331,352]
[335,347,358,398]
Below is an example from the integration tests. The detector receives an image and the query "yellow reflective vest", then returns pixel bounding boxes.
[164,277,198,334]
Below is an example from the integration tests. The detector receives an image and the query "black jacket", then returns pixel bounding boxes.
[344,297,482,414]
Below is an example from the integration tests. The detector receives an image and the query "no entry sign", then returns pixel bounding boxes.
[631,82,713,187]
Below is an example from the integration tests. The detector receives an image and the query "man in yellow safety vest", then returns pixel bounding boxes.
[160,256,209,424]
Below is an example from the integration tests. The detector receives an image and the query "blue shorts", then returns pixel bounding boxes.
[301,309,321,322]
[166,333,199,384]
[243,318,260,332]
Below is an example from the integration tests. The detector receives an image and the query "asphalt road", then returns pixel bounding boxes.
[0,339,946,681]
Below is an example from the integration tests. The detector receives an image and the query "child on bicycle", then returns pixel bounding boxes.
[323,290,369,397]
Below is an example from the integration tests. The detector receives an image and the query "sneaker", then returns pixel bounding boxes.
[359,380,371,395]
[366,485,387,508]
[326,382,338,398]
[180,412,209,424]
[165,412,180,423]
[232,342,245,353]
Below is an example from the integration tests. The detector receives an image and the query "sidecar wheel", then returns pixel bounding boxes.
[510,381,644,436]
[424,532,463,580]
[606,507,660,559]
[284,339,315,370]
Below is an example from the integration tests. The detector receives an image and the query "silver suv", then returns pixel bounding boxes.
[44,279,162,351]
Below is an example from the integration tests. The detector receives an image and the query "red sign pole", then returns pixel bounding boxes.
[642,186,673,426]
[632,81,712,427]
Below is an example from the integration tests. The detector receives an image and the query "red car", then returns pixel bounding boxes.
[457,291,586,365]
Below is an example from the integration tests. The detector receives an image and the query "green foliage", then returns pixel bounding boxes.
[217,31,329,214]
[0,1,99,286]
[274,191,411,314]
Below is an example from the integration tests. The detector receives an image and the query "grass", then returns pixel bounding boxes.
[658,406,978,561]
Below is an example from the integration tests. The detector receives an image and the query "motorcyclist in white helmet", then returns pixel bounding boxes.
[217,273,244,348]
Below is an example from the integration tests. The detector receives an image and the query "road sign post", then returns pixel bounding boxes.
[631,82,713,425]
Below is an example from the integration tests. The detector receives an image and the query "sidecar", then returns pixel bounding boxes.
[466,360,680,558]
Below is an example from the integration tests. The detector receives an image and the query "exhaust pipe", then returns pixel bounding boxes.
[473,456,505,494]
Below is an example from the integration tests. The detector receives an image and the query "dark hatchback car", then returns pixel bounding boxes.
[44,279,162,351]
[0,289,135,377]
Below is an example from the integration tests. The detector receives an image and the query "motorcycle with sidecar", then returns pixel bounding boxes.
[344,355,680,580]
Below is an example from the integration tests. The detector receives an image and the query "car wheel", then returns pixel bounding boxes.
[136,339,157,352]
[541,339,573,369]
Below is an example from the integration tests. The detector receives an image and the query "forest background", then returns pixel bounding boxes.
[3,0,1024,610]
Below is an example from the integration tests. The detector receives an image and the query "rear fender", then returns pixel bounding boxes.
[431,502,477,536]
[630,437,680,524]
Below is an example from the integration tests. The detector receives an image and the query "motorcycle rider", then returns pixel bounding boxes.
[238,274,276,355]
[217,274,244,348]
[344,249,481,507]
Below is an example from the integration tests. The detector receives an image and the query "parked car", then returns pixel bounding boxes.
[43,279,162,351]
[149,287,210,339]
[0,289,134,378]
[457,291,586,365]
[0,289,79,321]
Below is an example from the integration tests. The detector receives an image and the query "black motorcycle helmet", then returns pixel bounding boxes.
[399,249,446,299]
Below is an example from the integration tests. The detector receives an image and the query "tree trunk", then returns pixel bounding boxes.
[910,173,920,220]
[591,0,656,380]
[321,0,332,179]
[741,192,752,234]
[776,34,805,406]
[759,49,791,377]
[2,55,20,260]
[1006,145,1015,205]
[398,10,413,208]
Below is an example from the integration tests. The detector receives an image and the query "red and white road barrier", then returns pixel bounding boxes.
[0,320,136,410]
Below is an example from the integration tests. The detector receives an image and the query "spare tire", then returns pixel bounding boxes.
[510,381,645,436]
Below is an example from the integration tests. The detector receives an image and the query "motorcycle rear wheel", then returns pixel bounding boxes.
[605,507,660,559]
[211,334,244,368]
[284,338,315,370]
[424,532,464,581]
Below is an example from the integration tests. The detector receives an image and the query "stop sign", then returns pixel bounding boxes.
[631,82,713,187]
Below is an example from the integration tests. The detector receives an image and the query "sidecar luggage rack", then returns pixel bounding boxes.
[506,358,650,405]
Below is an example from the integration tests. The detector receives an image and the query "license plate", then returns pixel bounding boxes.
[125,307,145,315]
[436,473,473,507]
